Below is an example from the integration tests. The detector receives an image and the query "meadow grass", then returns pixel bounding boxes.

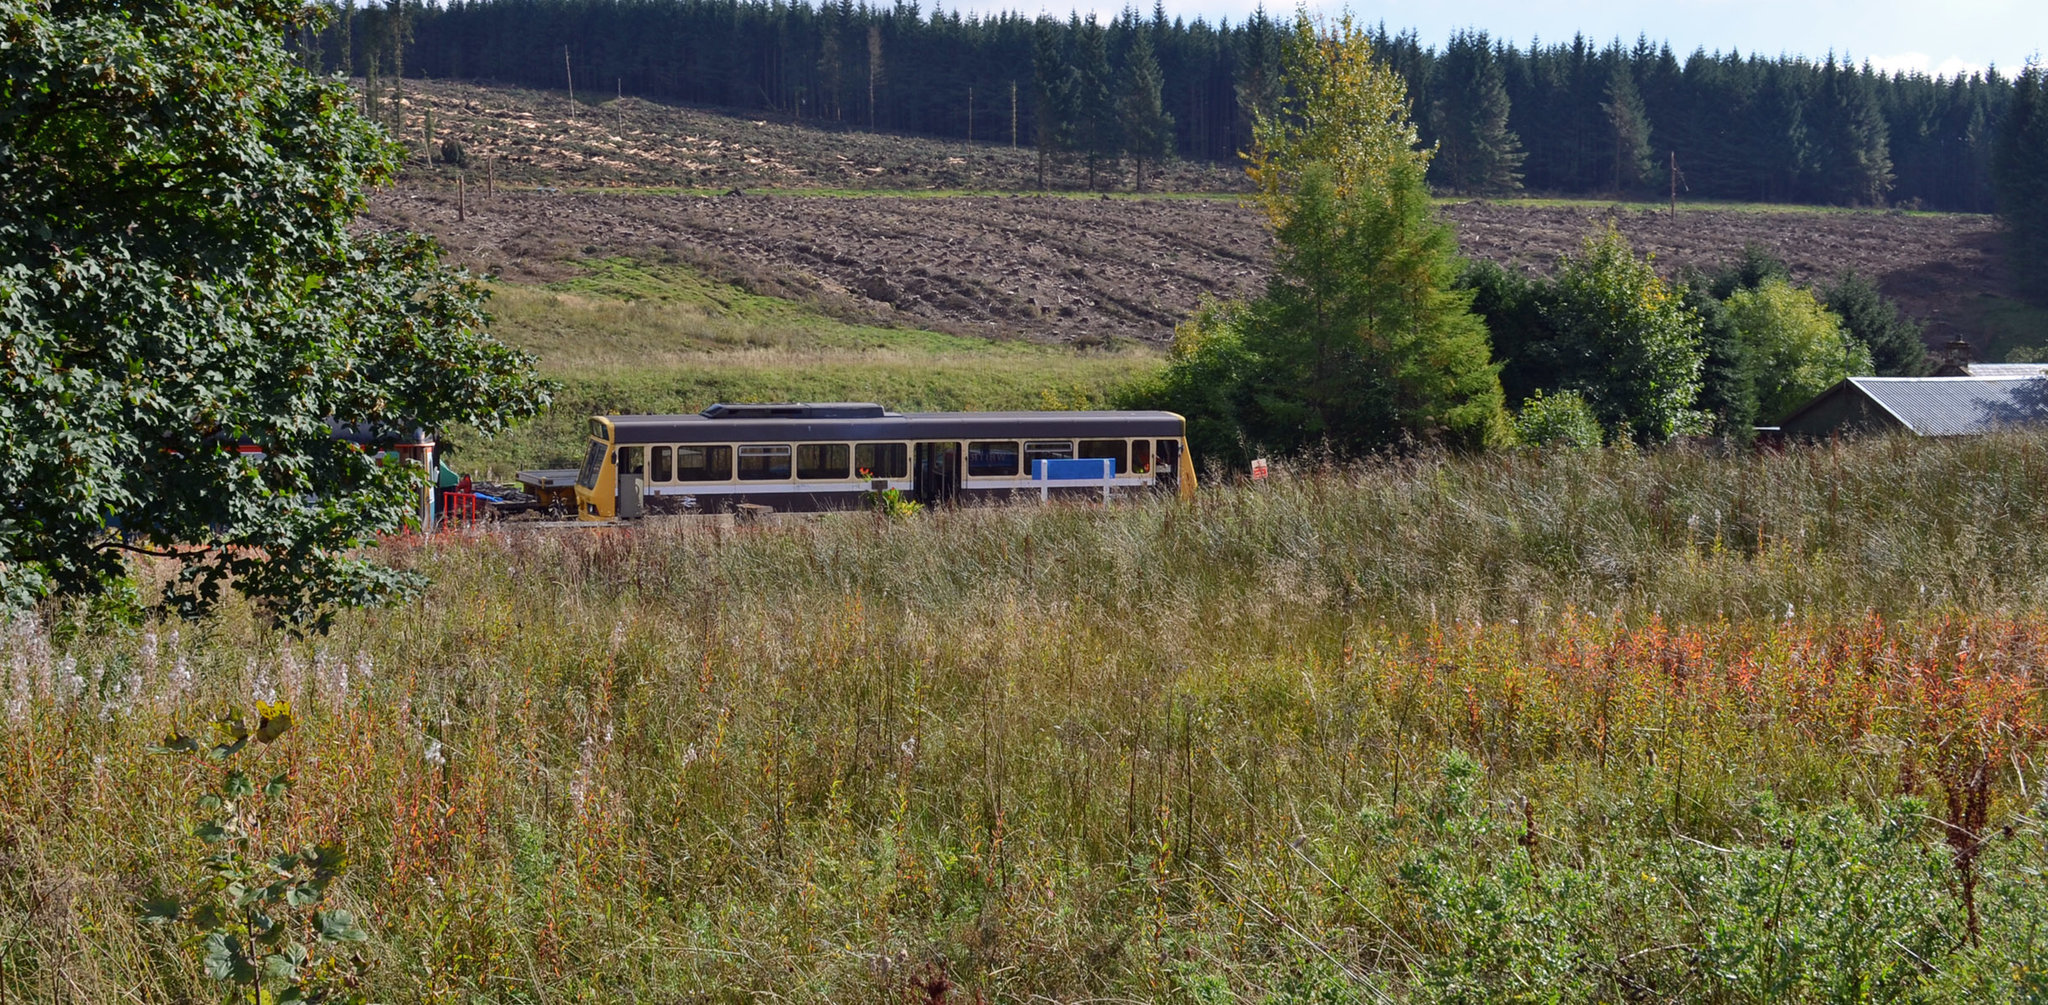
[5,433,2048,1003]
[460,258,1162,473]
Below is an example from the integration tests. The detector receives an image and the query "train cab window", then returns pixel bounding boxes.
[737,444,792,480]
[797,443,851,480]
[676,446,732,481]
[650,446,673,483]
[967,441,1020,477]
[577,440,607,489]
[855,442,908,480]
[1131,439,1151,474]
[615,447,644,476]
[1078,439,1126,474]
[1155,440,1176,473]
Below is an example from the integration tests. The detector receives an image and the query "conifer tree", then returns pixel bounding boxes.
[1602,61,1654,192]
[1993,64,2048,304]
[1072,17,1119,189]
[1118,31,1173,192]
[1031,23,1076,189]
[1430,30,1524,194]
[1146,14,1509,457]
[1810,57,1894,205]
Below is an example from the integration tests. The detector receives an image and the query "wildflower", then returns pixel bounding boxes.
[253,667,277,705]
[167,652,193,707]
[58,657,83,704]
[900,736,919,760]
[6,664,27,725]
[424,736,446,767]
[278,645,304,699]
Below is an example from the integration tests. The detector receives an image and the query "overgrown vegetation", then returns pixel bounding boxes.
[7,433,2048,1002]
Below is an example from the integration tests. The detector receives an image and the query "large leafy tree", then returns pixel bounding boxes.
[1725,278,1872,422]
[0,0,548,627]
[1542,225,1708,442]
[1141,14,1508,460]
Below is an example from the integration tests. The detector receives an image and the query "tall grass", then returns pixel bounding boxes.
[6,434,2048,1003]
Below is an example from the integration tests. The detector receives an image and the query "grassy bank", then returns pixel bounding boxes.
[457,258,1161,472]
[6,434,2048,1003]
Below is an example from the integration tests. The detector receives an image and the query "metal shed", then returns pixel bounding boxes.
[1776,376,2048,438]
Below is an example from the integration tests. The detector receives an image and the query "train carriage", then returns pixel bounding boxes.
[573,403,1194,519]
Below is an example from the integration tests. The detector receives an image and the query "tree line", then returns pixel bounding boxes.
[312,0,2016,209]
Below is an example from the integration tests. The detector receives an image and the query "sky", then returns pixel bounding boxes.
[934,0,2043,80]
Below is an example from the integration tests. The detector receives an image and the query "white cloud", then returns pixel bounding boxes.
[1864,51,1988,80]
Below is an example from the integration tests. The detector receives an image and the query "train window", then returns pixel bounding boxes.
[1024,440,1074,465]
[615,447,644,476]
[1155,440,1176,473]
[1131,439,1151,474]
[855,442,908,480]
[577,440,606,489]
[675,446,731,481]
[967,441,1020,477]
[1078,439,1126,474]
[797,443,851,480]
[651,446,673,483]
[737,444,792,481]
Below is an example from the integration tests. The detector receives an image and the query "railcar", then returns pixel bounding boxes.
[572,403,1194,519]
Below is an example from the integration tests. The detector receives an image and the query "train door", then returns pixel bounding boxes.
[1155,439,1181,492]
[913,442,960,506]
[615,446,644,520]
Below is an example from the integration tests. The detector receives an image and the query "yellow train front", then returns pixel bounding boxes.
[573,402,1195,519]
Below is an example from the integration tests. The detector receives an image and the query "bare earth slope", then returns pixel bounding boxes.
[371,186,2005,348]
[388,78,1245,193]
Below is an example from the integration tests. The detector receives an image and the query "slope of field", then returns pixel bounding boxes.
[374,183,2028,353]
[383,78,1247,193]
[453,256,1159,474]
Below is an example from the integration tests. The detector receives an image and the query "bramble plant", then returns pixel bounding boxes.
[148,700,371,1004]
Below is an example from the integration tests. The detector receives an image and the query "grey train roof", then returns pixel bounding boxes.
[1781,376,2048,436]
[598,406,1188,444]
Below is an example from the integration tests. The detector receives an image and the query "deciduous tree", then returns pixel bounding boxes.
[1542,225,1708,441]
[0,0,549,627]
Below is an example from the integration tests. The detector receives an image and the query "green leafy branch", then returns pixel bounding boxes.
[146,700,371,1004]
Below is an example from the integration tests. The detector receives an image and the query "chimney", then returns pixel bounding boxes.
[1933,337,1974,377]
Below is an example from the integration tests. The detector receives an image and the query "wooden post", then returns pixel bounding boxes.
[1669,151,1678,216]
[967,86,973,144]
[1010,81,1017,148]
[486,154,495,197]
[564,45,574,118]
[457,173,465,221]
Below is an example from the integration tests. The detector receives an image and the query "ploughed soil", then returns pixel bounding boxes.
[369,185,2005,348]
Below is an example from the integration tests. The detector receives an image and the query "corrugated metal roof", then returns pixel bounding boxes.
[1847,376,2048,435]
[1963,363,2048,377]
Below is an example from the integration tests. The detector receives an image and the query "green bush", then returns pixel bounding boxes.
[1512,389,1603,449]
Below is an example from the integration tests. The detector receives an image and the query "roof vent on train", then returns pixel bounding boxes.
[699,402,891,419]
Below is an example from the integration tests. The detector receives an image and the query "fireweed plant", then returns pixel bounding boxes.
[5,433,2048,1002]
